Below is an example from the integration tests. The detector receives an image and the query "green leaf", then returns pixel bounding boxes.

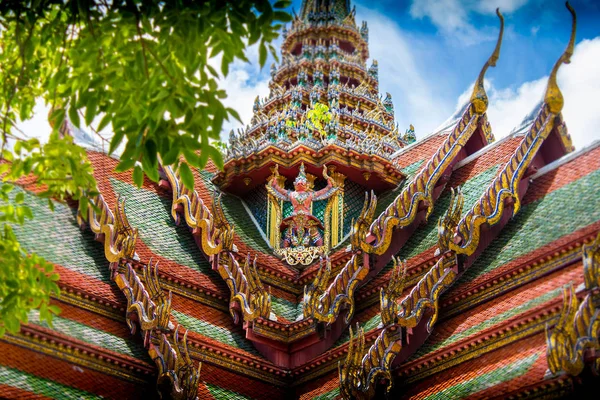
[133,165,144,187]
[68,104,80,128]
[115,159,136,172]
[84,96,98,126]
[109,130,125,155]
[178,162,194,189]
[258,42,267,68]
[47,198,55,212]
[15,192,25,204]
[96,114,111,133]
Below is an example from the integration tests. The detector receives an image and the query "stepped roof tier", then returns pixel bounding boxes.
[213,0,413,195]
[2,1,599,399]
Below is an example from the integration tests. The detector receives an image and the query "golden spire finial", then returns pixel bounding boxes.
[470,8,504,114]
[544,2,576,114]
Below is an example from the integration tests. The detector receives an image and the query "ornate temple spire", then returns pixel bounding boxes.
[300,0,352,23]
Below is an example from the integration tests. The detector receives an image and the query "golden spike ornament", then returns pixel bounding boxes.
[163,165,223,256]
[151,327,201,400]
[380,257,407,327]
[544,2,576,114]
[79,194,138,263]
[545,286,599,376]
[437,187,464,254]
[470,9,504,114]
[114,260,173,338]
[449,4,577,256]
[582,232,600,290]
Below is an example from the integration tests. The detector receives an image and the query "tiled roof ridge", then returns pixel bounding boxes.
[397,282,572,381]
[15,324,154,379]
[453,131,521,171]
[530,138,600,180]
[442,225,600,315]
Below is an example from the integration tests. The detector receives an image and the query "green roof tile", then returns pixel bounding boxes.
[206,383,253,400]
[198,169,272,253]
[313,387,340,400]
[271,296,303,321]
[110,178,216,277]
[411,286,564,360]
[28,309,148,360]
[171,310,260,356]
[334,313,381,347]
[11,188,110,282]
[460,168,600,284]
[423,353,539,400]
[0,364,101,400]
[397,164,500,261]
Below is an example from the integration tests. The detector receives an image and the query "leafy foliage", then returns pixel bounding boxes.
[306,103,332,137]
[0,0,292,178]
[0,0,291,335]
[0,134,98,335]
[286,103,333,137]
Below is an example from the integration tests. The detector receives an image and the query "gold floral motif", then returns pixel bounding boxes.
[150,328,201,400]
[275,245,326,266]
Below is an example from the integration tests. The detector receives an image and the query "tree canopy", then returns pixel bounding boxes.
[0,0,291,335]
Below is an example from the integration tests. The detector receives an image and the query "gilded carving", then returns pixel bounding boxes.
[359,9,504,257]
[114,260,173,338]
[151,328,201,400]
[450,4,576,256]
[582,232,600,290]
[217,253,272,323]
[437,187,464,254]
[380,257,406,327]
[163,165,223,256]
[545,286,599,376]
[79,194,138,263]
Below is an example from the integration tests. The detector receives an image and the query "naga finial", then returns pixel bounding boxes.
[470,8,504,114]
[544,2,576,114]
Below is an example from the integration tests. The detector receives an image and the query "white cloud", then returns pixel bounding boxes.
[409,0,529,44]
[453,37,600,149]
[355,5,455,137]
[218,59,270,141]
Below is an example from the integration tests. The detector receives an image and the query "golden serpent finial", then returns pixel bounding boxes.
[470,8,504,114]
[544,2,576,114]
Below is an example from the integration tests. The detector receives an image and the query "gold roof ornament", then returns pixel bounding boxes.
[544,2,577,114]
[470,9,504,114]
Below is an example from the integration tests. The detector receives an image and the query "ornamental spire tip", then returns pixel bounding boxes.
[470,8,504,114]
[544,2,576,114]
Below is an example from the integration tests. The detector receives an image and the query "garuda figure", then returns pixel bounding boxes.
[267,163,337,249]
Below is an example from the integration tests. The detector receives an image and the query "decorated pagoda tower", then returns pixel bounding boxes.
[1,0,599,399]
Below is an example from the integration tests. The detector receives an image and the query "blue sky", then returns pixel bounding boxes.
[20,0,600,151]
[217,0,600,150]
